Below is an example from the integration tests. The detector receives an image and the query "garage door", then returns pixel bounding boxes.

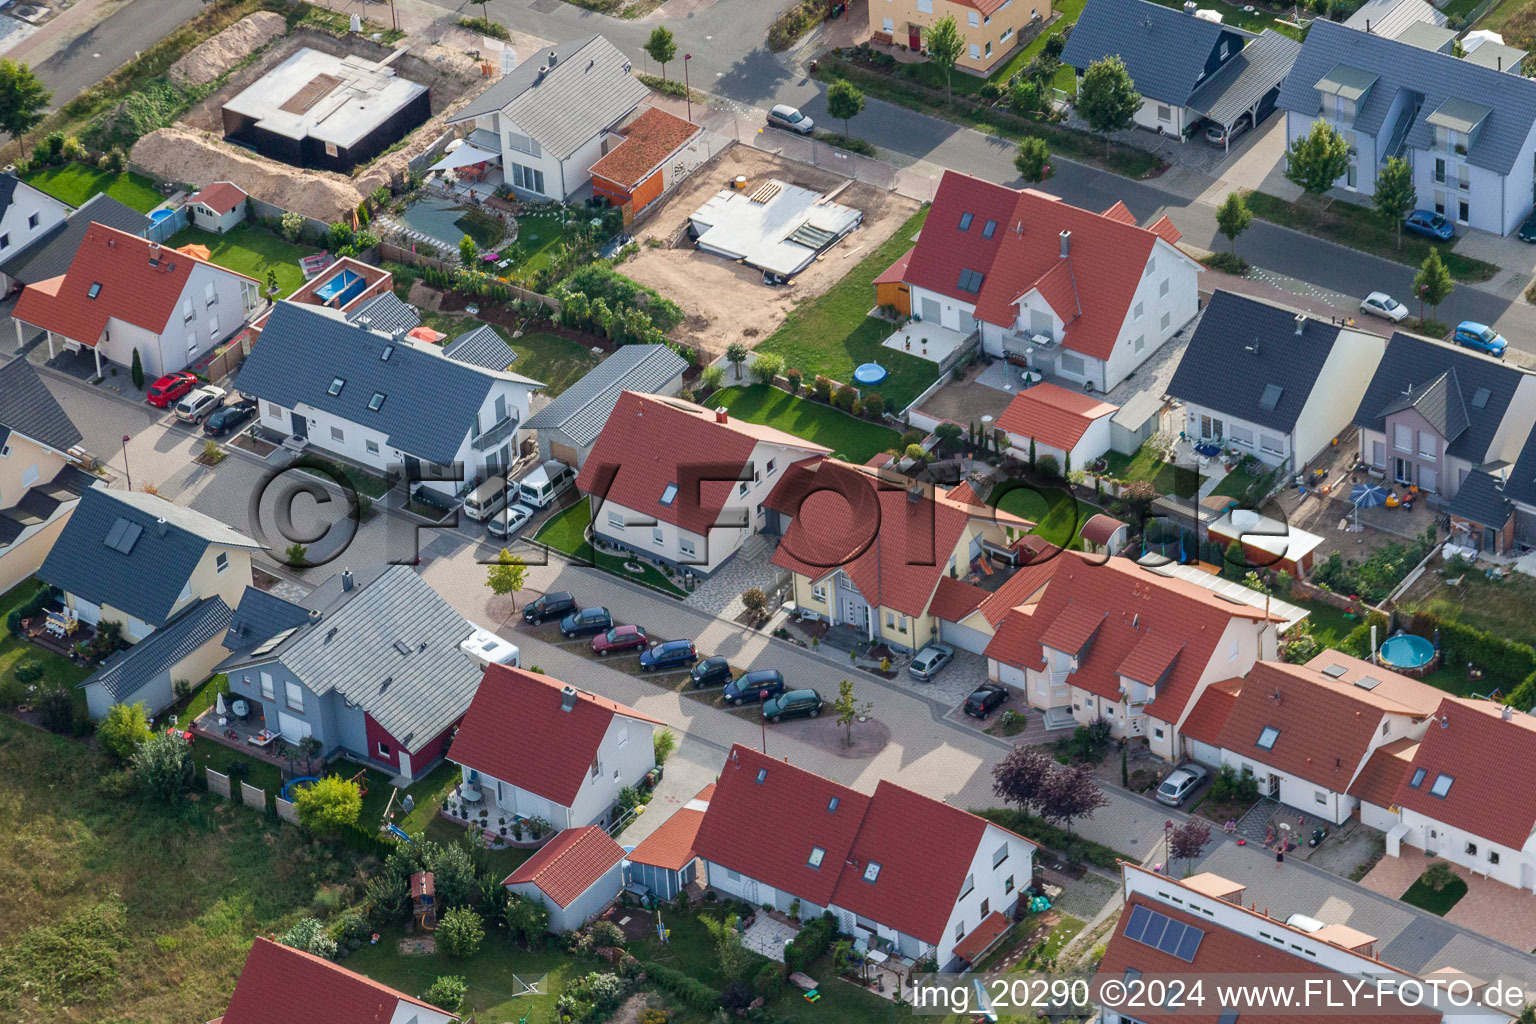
[940,619,992,654]
[1186,739,1222,767]
[277,711,311,744]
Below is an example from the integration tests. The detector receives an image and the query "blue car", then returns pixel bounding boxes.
[723,669,785,706]
[639,639,698,671]
[1453,320,1508,357]
[1405,210,1454,241]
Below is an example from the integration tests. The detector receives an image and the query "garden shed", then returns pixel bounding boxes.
[624,784,712,900]
[504,825,626,933]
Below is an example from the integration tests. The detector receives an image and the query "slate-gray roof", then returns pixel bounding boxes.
[1277,18,1536,177]
[1168,291,1344,434]
[448,35,648,160]
[222,585,313,652]
[39,487,260,627]
[442,325,516,372]
[1394,21,1457,53]
[0,464,95,545]
[525,344,687,448]
[0,195,150,286]
[1447,465,1515,528]
[0,356,82,454]
[1187,29,1302,127]
[346,291,421,335]
[1059,0,1253,105]
[0,173,20,220]
[1352,333,1527,462]
[1343,0,1446,37]
[222,564,482,753]
[82,596,233,702]
[235,302,541,466]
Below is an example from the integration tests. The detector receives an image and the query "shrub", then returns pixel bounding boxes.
[1201,251,1249,275]
[436,906,485,958]
[742,587,768,618]
[292,775,363,836]
[98,701,152,761]
[588,919,626,948]
[642,960,721,1011]
[13,657,44,684]
[1044,31,1069,58]
[834,384,857,411]
[769,0,827,50]
[1420,860,1458,893]
[784,912,839,974]
[1010,78,1044,115]
[100,146,127,172]
[38,690,75,735]
[424,975,467,1012]
[785,367,803,393]
[280,918,338,960]
[133,732,191,800]
[653,728,677,765]
[1036,453,1060,478]
[700,364,725,392]
[813,375,834,402]
[862,392,885,418]
[1209,763,1259,805]
[280,211,305,242]
[750,351,785,385]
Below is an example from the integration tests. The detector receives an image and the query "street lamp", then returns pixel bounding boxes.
[121,435,133,492]
[684,54,693,124]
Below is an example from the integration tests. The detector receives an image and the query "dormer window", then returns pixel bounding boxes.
[87,282,102,299]
[328,378,345,396]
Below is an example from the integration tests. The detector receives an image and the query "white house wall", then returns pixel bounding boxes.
[931,823,1036,968]
[1153,618,1276,762]
[1389,804,1536,891]
[1180,402,1293,468]
[93,263,255,377]
[568,715,657,828]
[0,184,70,274]
[1291,328,1387,468]
[1100,239,1199,392]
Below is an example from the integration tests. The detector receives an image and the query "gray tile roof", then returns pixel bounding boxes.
[39,487,260,627]
[1344,0,1446,37]
[1353,333,1527,462]
[83,596,233,702]
[1187,29,1302,127]
[346,291,421,335]
[442,325,516,372]
[1277,18,1536,176]
[525,344,687,448]
[448,35,648,159]
[223,564,482,753]
[1168,291,1343,435]
[0,173,20,219]
[223,585,313,652]
[1393,21,1457,52]
[0,195,150,286]
[0,357,82,454]
[1447,465,1514,528]
[1060,0,1253,105]
[235,302,539,466]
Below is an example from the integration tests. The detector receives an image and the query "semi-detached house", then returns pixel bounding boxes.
[0,172,72,291]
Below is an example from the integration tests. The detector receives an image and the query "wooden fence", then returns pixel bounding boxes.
[206,767,231,799]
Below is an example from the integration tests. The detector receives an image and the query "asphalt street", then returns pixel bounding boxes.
[30,0,207,111]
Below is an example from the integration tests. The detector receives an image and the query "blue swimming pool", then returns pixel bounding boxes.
[314,268,366,307]
[1379,633,1436,673]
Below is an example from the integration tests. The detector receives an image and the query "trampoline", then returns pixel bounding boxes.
[852,362,888,387]
[1378,633,1437,676]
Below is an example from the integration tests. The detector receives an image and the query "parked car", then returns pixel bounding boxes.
[1521,211,1536,243]
[488,503,536,540]
[517,460,575,509]
[640,638,698,671]
[593,624,648,655]
[908,641,956,681]
[202,397,257,437]
[147,371,198,408]
[1203,113,1251,148]
[174,385,227,423]
[1453,320,1509,357]
[1155,764,1209,806]
[462,476,509,522]
[689,656,733,689]
[963,683,1008,719]
[1404,209,1454,241]
[762,688,825,723]
[560,606,613,638]
[1359,292,1409,323]
[767,104,814,134]
[523,591,577,624]
[723,668,786,706]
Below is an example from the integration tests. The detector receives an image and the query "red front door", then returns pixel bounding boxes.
[909,25,922,49]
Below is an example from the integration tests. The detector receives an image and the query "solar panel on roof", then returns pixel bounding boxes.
[104,517,128,550]
[1125,905,1205,962]
[1124,904,1151,942]
[249,626,299,658]
[108,521,143,554]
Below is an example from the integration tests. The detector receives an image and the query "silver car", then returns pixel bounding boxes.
[768,103,814,135]
[174,385,227,423]
[1155,764,1209,806]
[488,503,536,540]
[1360,291,1409,323]
[908,641,955,681]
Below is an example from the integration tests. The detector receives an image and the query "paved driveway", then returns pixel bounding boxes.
[1359,846,1536,955]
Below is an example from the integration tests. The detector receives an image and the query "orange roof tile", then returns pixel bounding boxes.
[928,576,990,623]
[1101,200,1137,224]
[873,246,912,285]
[1347,736,1418,807]
[1180,677,1242,746]
[996,382,1118,452]
[590,108,701,189]
[953,909,1013,964]
[503,825,625,907]
[976,556,1063,628]
[193,181,247,214]
[1148,214,1183,244]
[945,479,982,505]
[221,938,450,1024]
[1301,650,1441,713]
[626,784,714,872]
[1116,631,1186,685]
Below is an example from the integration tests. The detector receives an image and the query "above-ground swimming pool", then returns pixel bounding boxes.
[1378,633,1437,676]
[853,363,888,386]
[314,268,366,306]
[149,208,175,224]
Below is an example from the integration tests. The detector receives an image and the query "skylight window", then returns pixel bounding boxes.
[1430,773,1454,797]
[957,268,985,293]
[368,392,386,412]
[982,219,998,238]
[808,846,826,869]
[1409,767,1427,788]
[1470,387,1491,409]
[827,796,840,813]
[381,345,394,362]
[328,377,345,396]
[755,768,768,784]
[87,282,102,299]
[1259,384,1284,410]
[660,483,678,506]
[863,861,881,883]
[959,212,974,231]
[1256,726,1280,750]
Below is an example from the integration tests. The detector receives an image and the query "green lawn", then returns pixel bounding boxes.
[756,207,938,410]
[1101,442,1199,497]
[415,311,602,398]
[1289,597,1360,650]
[22,162,163,213]
[165,224,319,298]
[986,0,1088,87]
[708,385,901,463]
[1210,461,1273,502]
[1401,875,1467,916]
[503,206,596,284]
[991,481,1101,547]
[1145,0,1303,36]
[0,577,92,716]
[534,502,688,598]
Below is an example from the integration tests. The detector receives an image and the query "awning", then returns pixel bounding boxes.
[430,143,500,171]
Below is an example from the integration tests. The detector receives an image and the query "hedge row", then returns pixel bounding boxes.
[783,912,838,975]
[640,961,719,1011]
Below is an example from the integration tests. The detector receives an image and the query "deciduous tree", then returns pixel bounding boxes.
[1413,248,1453,322]
[991,745,1057,813]
[1284,119,1349,198]
[925,16,965,104]
[1215,191,1252,254]
[1037,761,1107,838]
[98,701,151,761]
[1077,56,1140,155]
[1373,156,1416,250]
[292,775,362,836]
[645,26,677,80]
[487,548,526,616]
[827,78,865,140]
[1014,136,1053,184]
[0,59,49,148]
[726,342,749,380]
[833,679,874,747]
[1169,818,1213,875]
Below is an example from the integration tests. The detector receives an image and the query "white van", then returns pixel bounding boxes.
[518,460,575,509]
[462,476,509,522]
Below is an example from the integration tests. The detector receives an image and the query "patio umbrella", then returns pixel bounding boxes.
[215,691,226,716]
[1351,483,1390,507]
[176,243,212,261]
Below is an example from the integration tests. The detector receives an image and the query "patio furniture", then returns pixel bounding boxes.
[248,729,278,749]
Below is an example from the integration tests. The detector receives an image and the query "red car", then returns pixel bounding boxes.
[147,372,199,408]
[592,624,648,656]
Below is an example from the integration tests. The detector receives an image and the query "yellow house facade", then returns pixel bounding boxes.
[870,0,1051,75]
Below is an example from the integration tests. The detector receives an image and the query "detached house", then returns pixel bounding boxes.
[0,358,96,594]
[1169,290,1388,472]
[0,194,149,296]
[219,564,483,779]
[984,553,1280,750]
[0,172,71,288]
[236,302,543,498]
[524,344,687,469]
[870,0,1051,75]
[446,35,648,202]
[11,224,262,379]
[1278,17,1536,235]
[216,936,457,1024]
[449,664,665,830]
[884,171,1201,392]
[692,744,1038,971]
[577,392,829,576]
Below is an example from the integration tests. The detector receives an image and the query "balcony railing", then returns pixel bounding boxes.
[471,415,519,452]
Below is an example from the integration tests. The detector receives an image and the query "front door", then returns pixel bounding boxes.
[398,750,412,778]
[290,412,308,439]
[1267,774,1281,798]
[909,24,922,49]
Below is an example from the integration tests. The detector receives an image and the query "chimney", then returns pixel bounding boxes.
[393,327,410,343]
[1504,705,1515,720]
[907,482,924,503]
[1370,623,1378,663]
[560,685,578,711]
[548,49,558,66]
[715,407,728,424]
[1059,230,1071,257]
[1183,0,1197,12]
[342,568,354,592]
[1294,312,1306,335]
[156,517,168,537]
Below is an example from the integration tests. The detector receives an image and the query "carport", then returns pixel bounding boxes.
[1187,29,1303,152]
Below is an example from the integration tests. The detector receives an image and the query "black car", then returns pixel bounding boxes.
[202,398,257,437]
[560,606,613,638]
[963,683,1008,719]
[524,592,577,624]
[762,688,824,723]
[689,656,732,689]
[723,669,785,706]
[1521,211,1536,243]
[639,639,698,671]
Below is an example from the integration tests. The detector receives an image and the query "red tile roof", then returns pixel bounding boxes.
[1217,660,1439,791]
[976,556,1063,628]
[1116,631,1186,686]
[1148,214,1183,244]
[900,171,1194,360]
[1179,677,1242,746]
[996,382,1118,452]
[627,783,714,871]
[503,825,625,907]
[578,392,828,536]
[928,576,990,623]
[449,664,665,807]
[1080,513,1126,547]
[944,480,982,505]
[1301,650,1441,712]
[193,181,247,214]
[221,937,450,1024]
[1347,737,1418,807]
[874,246,912,285]
[590,108,701,188]
[1391,697,1536,849]
[13,223,257,345]
[952,909,1014,964]
[766,459,1028,618]
[1101,200,1137,225]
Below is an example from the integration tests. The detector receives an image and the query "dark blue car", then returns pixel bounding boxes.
[1404,210,1454,241]
[723,669,785,706]
[639,639,698,671]
[560,606,612,638]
